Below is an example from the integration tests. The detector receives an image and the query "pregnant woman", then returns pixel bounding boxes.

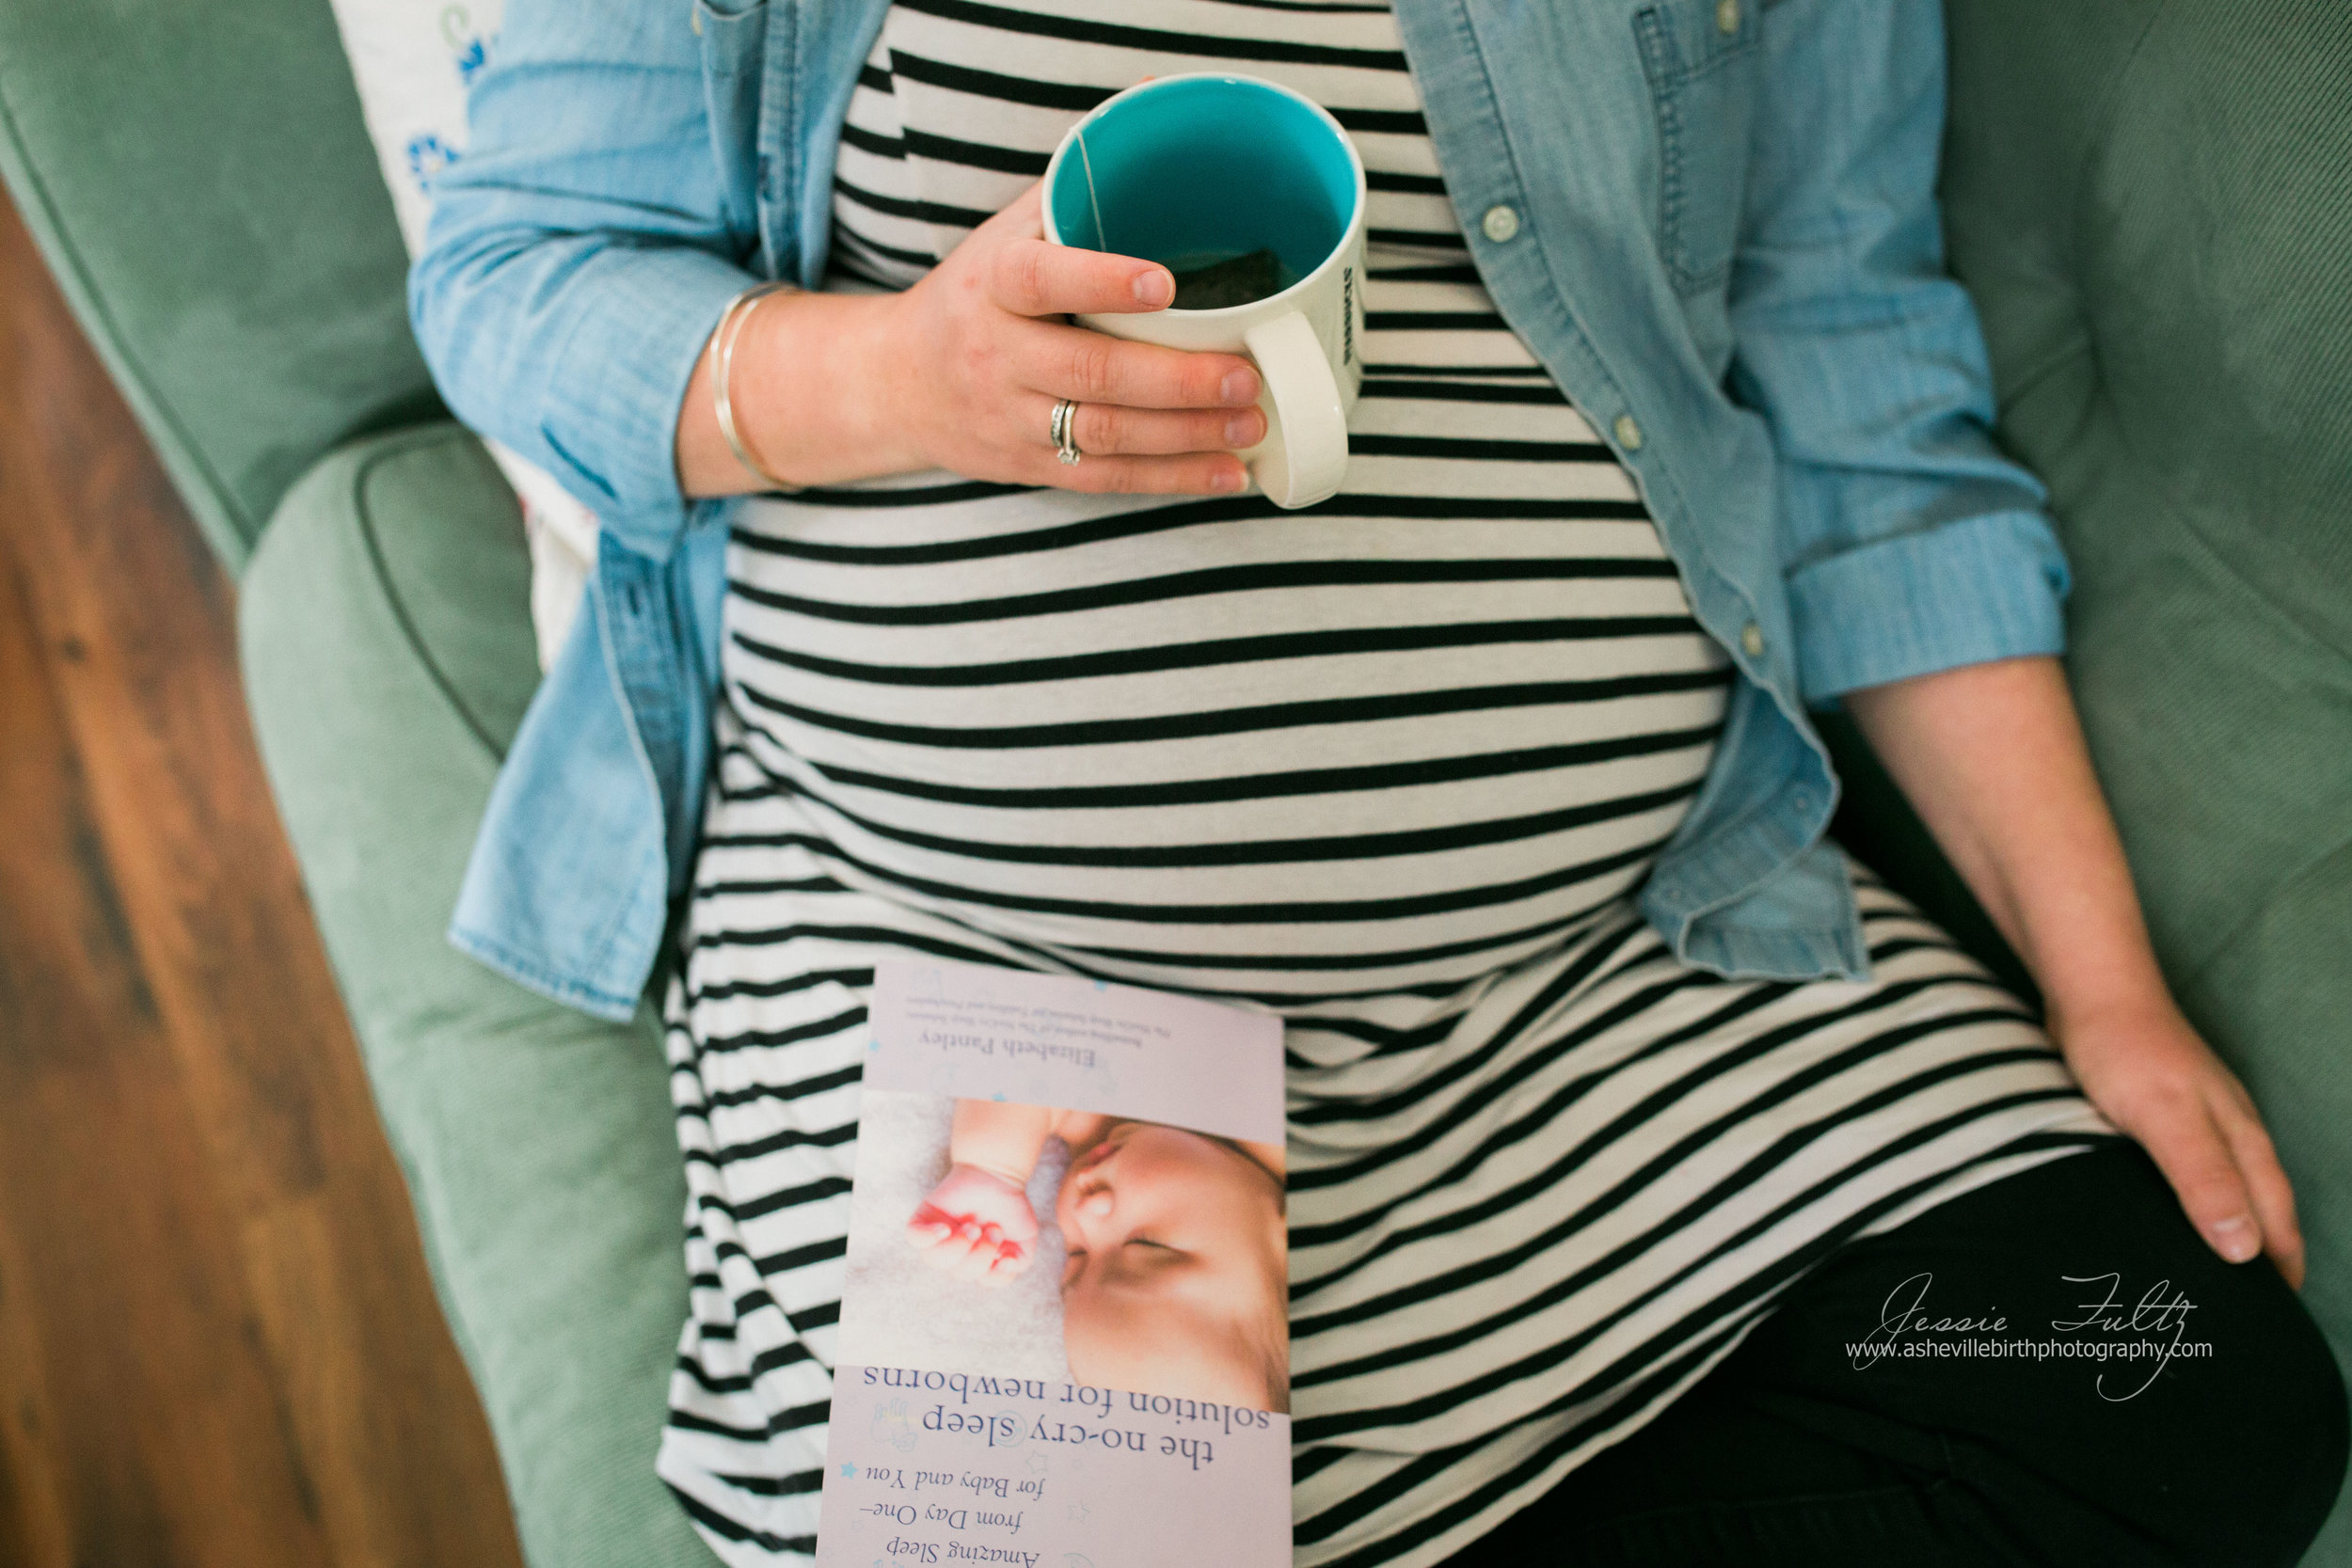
[414,1,2345,1563]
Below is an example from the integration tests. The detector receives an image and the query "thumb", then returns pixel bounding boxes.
[2131,1094,2263,1265]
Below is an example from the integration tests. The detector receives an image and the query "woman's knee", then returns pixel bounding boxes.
[1731,1142,2348,1564]
[2153,1262,2348,1565]
[1962,1146,2350,1565]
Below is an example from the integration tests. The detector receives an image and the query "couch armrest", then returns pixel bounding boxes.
[0,0,443,572]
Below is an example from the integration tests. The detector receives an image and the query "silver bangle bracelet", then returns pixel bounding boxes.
[709,278,803,493]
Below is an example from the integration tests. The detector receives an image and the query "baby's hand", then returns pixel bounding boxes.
[908,1164,1041,1287]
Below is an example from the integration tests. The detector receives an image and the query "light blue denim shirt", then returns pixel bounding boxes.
[413,0,2066,1022]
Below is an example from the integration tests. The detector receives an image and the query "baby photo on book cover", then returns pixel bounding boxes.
[841,1092,1289,1414]
[817,961,1293,1568]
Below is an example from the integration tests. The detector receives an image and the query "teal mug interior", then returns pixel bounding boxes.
[1048,76,1359,302]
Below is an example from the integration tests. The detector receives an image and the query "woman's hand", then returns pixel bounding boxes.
[679,182,1265,497]
[1847,657,2304,1285]
[872,183,1266,493]
[2053,995,2304,1287]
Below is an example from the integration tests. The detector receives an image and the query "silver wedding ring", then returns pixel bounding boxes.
[1050,397,1083,466]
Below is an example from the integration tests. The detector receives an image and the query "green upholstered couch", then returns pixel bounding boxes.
[4,0,2344,1560]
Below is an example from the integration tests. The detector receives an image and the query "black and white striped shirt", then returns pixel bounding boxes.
[653,5,2113,1564]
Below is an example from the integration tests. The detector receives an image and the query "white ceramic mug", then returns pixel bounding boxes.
[1041,73,1368,510]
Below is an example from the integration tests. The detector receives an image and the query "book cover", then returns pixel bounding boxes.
[816,960,1291,1568]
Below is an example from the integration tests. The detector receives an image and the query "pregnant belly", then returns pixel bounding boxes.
[715,470,1730,990]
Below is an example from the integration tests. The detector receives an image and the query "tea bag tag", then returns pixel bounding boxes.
[1074,128,1108,251]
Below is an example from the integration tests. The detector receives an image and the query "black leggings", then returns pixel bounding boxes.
[1443,1141,2347,1567]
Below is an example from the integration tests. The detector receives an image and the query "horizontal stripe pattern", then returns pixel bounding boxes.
[657,6,2114,1567]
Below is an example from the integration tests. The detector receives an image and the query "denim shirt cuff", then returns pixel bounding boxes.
[545,246,754,562]
[1788,508,2071,702]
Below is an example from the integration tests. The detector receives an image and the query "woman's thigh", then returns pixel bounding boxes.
[1453,1140,2347,1566]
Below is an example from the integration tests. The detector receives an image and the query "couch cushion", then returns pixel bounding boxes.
[0,0,443,572]
[239,424,712,1568]
[1944,0,2352,981]
[1944,0,2352,1552]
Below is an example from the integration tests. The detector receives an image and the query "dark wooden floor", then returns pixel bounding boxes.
[0,192,526,1566]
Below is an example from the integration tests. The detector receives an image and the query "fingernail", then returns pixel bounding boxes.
[2209,1216,2259,1262]
[1224,414,1259,447]
[1133,269,1173,308]
[1221,368,1259,404]
[1211,463,1246,493]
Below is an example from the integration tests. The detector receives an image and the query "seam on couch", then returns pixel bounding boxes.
[2182,831,2352,1004]
[2060,0,2170,310]
[2095,386,2352,669]
[0,70,252,567]
[1967,3,2167,448]
[2075,408,2352,982]
[348,425,517,767]
[1985,334,2094,434]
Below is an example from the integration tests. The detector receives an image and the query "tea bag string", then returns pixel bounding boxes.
[1075,126,1109,252]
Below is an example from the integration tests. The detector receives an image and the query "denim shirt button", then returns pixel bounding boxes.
[1740,622,1765,657]
[1481,204,1521,244]
[1613,413,1644,451]
[1716,0,1741,35]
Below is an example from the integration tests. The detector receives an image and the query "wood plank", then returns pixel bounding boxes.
[0,184,524,1568]
[0,487,332,1568]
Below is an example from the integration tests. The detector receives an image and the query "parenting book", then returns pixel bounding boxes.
[816,960,1290,1568]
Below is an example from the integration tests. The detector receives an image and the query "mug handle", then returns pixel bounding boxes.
[1243,311,1348,510]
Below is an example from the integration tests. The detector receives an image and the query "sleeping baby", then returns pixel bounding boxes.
[907,1099,1289,1413]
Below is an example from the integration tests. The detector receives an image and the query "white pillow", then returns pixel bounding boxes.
[327,0,598,672]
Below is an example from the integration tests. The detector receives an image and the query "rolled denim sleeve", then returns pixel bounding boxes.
[408,0,757,562]
[1726,0,2068,704]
